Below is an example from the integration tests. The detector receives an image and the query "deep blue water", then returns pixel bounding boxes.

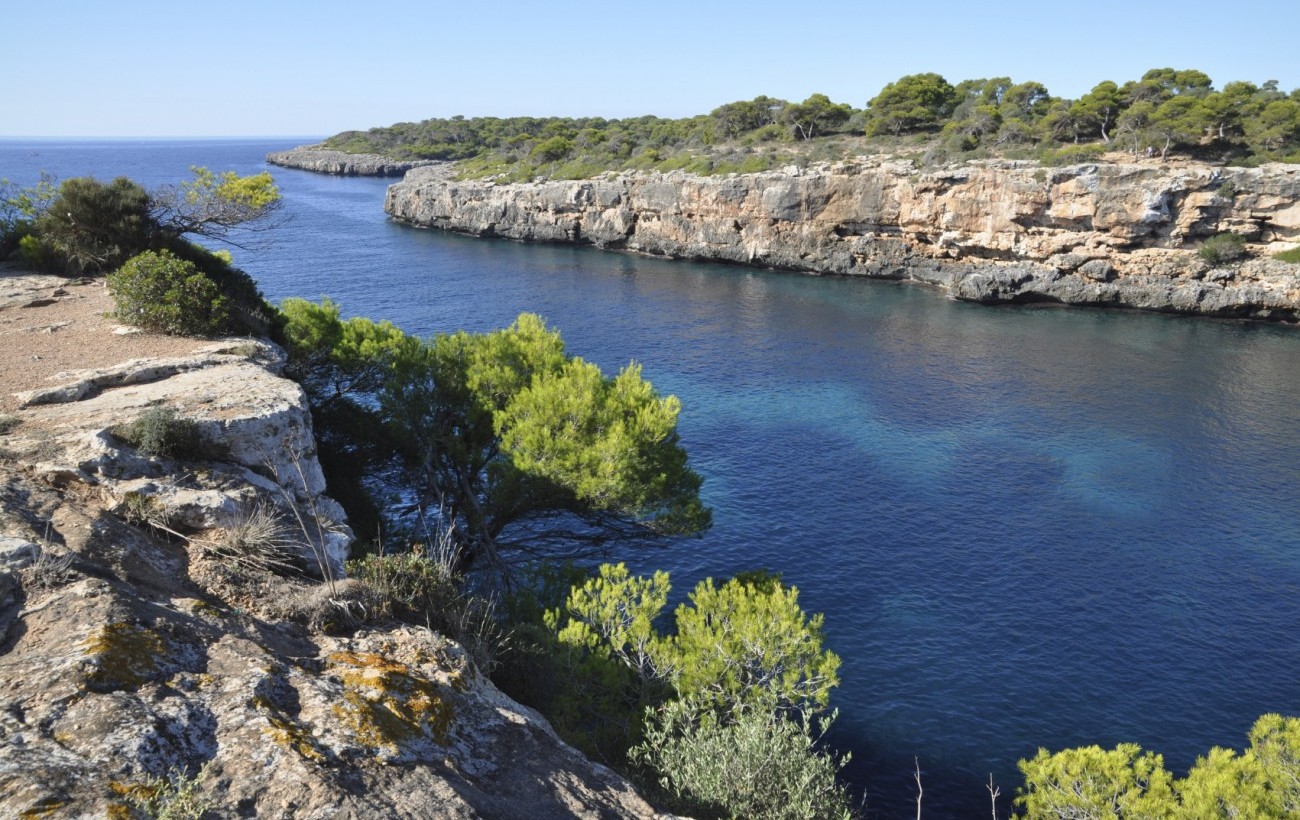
[5,140,1300,817]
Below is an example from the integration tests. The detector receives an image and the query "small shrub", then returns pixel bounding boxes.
[285,577,387,634]
[1274,246,1300,264]
[126,764,214,820]
[1199,232,1249,265]
[119,407,204,460]
[0,415,19,435]
[1040,143,1107,167]
[115,491,175,530]
[203,502,296,573]
[1215,179,1239,200]
[107,250,235,337]
[21,548,76,590]
[347,547,508,671]
[32,176,151,274]
[632,701,854,820]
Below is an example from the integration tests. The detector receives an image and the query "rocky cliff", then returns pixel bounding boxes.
[267,146,450,178]
[0,272,666,819]
[385,159,1300,321]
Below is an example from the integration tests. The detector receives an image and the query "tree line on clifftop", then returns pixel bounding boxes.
[321,68,1300,180]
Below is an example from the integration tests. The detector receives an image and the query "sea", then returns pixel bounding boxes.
[3,138,1299,818]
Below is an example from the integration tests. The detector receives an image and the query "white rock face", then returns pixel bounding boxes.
[386,159,1300,321]
[12,339,352,575]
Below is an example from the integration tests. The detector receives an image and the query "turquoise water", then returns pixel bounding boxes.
[5,141,1299,817]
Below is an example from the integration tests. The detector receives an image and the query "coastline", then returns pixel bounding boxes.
[380,158,1300,322]
[266,144,450,177]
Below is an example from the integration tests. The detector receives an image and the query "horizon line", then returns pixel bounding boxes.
[0,135,327,141]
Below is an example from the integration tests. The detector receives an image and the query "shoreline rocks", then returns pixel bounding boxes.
[267,145,451,177]
[384,159,1300,322]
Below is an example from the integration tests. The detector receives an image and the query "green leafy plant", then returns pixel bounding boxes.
[107,250,235,336]
[1274,246,1300,264]
[1040,143,1106,166]
[0,172,56,257]
[346,542,509,672]
[279,305,710,576]
[1198,232,1249,265]
[1017,714,1300,819]
[509,563,841,767]
[126,764,214,820]
[633,700,853,820]
[117,407,204,460]
[28,176,152,274]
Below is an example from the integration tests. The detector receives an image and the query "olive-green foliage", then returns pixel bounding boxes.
[127,764,214,820]
[346,549,507,670]
[1198,232,1249,265]
[118,407,204,460]
[107,250,235,336]
[1273,246,1300,264]
[280,303,710,574]
[632,700,853,820]
[1017,714,1300,819]
[27,176,152,274]
[1040,143,1107,166]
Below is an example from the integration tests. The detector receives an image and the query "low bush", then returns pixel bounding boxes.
[107,250,235,336]
[30,176,152,274]
[203,502,297,573]
[1198,232,1249,265]
[347,548,508,672]
[117,407,205,460]
[632,701,854,820]
[1040,143,1107,166]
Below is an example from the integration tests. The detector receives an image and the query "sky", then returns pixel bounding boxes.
[4,0,1299,138]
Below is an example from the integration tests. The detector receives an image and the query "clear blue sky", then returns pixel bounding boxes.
[5,0,1298,137]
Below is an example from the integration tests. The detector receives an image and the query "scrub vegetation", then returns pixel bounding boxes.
[319,67,1300,181]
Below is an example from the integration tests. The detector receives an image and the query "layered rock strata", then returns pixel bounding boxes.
[385,159,1300,321]
[0,274,666,819]
[268,146,450,177]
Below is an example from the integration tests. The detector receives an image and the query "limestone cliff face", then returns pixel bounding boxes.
[0,274,665,819]
[267,146,449,178]
[385,159,1300,321]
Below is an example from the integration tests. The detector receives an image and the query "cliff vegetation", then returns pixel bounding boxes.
[314,67,1300,181]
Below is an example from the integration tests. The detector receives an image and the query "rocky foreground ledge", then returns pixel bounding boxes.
[267,145,450,177]
[0,273,665,819]
[386,159,1300,321]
